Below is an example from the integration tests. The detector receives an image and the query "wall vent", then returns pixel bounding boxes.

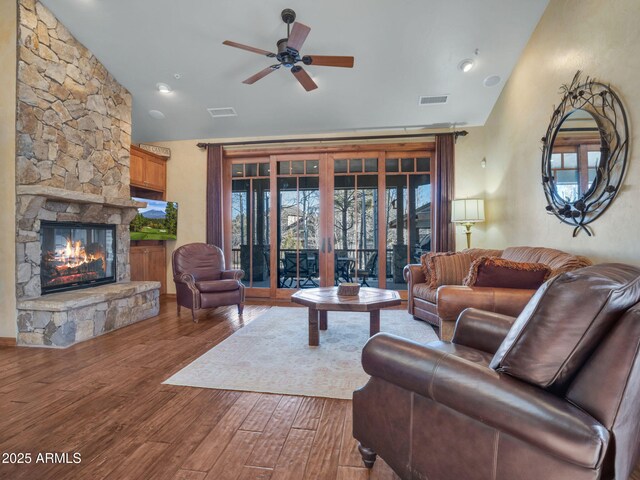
[207,107,237,118]
[418,95,448,106]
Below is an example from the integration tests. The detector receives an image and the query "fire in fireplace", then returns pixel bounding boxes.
[40,221,116,294]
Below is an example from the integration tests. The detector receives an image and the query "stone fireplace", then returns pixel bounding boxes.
[14,0,160,347]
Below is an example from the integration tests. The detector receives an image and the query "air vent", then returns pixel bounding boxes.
[207,107,237,118]
[418,95,448,106]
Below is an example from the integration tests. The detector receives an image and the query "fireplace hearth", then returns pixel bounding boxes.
[40,221,116,294]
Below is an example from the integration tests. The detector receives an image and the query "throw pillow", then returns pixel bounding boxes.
[428,252,473,289]
[464,256,551,290]
[490,263,640,392]
[420,253,432,283]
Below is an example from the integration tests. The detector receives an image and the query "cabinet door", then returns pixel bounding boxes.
[130,149,145,187]
[145,157,166,191]
[147,246,167,294]
[130,246,146,281]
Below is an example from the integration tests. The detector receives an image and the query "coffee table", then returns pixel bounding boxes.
[291,287,402,346]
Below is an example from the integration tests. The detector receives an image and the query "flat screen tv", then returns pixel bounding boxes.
[130,197,178,241]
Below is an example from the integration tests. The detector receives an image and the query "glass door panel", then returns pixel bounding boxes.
[276,159,321,290]
[332,157,380,288]
[385,155,432,291]
[385,175,408,289]
[230,161,270,289]
[231,179,249,273]
[357,175,379,288]
[251,178,270,288]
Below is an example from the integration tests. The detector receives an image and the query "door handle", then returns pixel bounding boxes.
[327,238,332,253]
[321,238,325,253]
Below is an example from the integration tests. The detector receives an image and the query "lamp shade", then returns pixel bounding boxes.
[452,198,485,223]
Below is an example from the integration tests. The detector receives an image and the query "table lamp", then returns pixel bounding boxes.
[452,198,485,249]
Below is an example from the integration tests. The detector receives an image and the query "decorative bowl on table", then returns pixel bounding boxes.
[338,282,360,296]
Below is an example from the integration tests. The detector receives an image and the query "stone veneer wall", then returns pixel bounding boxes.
[15,0,133,299]
[17,283,159,347]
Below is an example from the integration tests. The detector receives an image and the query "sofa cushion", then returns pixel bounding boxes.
[464,256,551,289]
[461,248,504,261]
[413,283,437,303]
[428,252,473,289]
[490,263,640,392]
[196,279,240,293]
[501,246,592,277]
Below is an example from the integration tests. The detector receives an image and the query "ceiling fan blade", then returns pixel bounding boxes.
[223,40,275,57]
[243,65,280,85]
[303,55,354,68]
[286,22,311,52]
[291,66,317,92]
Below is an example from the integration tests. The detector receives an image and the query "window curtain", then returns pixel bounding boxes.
[206,144,224,248]
[433,133,455,252]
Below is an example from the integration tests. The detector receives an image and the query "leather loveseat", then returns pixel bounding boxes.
[404,246,591,340]
[354,263,640,480]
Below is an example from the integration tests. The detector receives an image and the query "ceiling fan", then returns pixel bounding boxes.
[223,8,354,92]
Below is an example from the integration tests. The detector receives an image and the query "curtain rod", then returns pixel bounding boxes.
[196,130,468,149]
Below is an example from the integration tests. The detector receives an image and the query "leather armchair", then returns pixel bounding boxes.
[172,243,245,321]
[354,264,640,480]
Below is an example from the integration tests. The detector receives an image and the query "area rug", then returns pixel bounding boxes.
[163,306,438,399]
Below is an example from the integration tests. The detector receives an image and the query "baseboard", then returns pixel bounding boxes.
[0,337,17,347]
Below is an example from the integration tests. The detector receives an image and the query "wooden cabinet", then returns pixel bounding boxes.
[130,245,167,295]
[130,145,166,191]
[130,145,169,296]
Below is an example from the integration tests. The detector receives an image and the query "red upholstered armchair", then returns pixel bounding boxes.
[172,243,245,321]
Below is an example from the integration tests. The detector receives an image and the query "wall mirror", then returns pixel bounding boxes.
[541,72,628,236]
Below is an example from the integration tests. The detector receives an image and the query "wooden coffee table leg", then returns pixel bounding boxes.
[309,308,319,346]
[319,310,328,330]
[369,310,380,337]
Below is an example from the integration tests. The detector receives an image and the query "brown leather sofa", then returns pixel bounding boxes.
[172,243,245,321]
[404,246,591,340]
[354,263,640,480]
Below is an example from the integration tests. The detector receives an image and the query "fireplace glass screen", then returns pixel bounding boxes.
[40,221,116,294]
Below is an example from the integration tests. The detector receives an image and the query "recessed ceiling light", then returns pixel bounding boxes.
[458,59,474,73]
[148,110,165,119]
[156,83,172,94]
[484,75,501,87]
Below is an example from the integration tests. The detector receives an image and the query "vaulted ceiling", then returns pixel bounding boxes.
[41,0,549,142]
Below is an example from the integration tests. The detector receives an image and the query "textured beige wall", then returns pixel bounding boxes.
[483,0,640,264]
[155,129,485,292]
[0,0,17,337]
[453,126,487,250]
[152,140,207,294]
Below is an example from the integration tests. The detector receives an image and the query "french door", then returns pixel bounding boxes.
[227,148,433,299]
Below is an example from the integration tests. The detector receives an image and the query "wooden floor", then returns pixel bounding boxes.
[1,298,639,480]
[0,298,401,480]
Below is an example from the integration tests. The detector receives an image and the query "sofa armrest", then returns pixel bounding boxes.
[404,264,426,313]
[362,333,609,469]
[221,269,244,281]
[437,285,535,324]
[175,272,196,285]
[404,263,426,285]
[452,308,516,354]
[173,273,200,309]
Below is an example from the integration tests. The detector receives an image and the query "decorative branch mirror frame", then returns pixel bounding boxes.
[541,71,629,236]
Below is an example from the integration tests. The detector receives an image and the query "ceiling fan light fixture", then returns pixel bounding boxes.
[458,59,474,73]
[148,110,165,120]
[156,83,172,94]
